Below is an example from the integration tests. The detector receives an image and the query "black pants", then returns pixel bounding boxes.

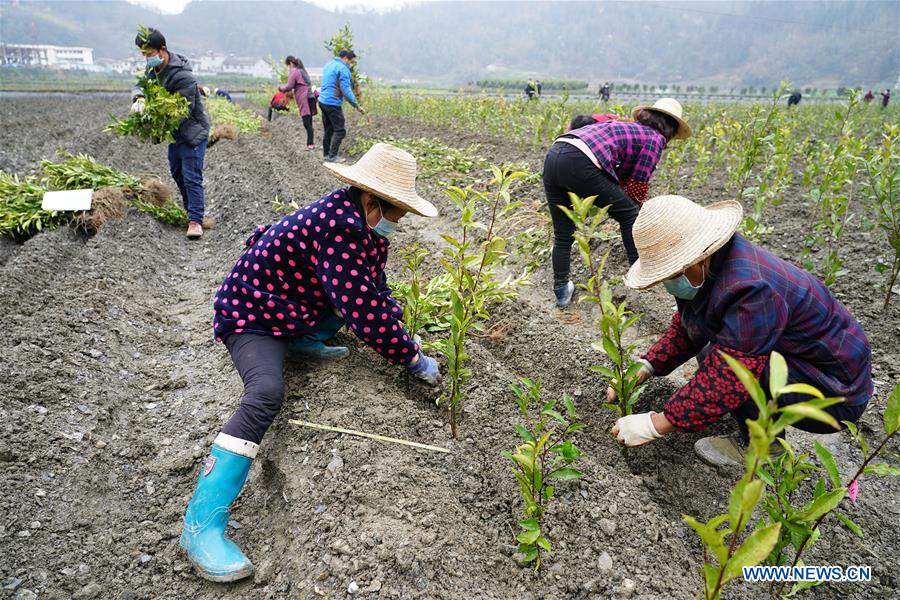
[730,362,867,442]
[319,103,346,158]
[301,114,314,146]
[542,142,640,287]
[221,334,288,445]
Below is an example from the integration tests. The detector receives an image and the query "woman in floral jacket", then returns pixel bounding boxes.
[610,196,872,468]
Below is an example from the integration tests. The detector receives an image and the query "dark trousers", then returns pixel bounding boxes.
[730,362,868,442]
[168,139,206,224]
[319,103,346,157]
[220,313,346,445]
[301,114,314,146]
[542,142,640,288]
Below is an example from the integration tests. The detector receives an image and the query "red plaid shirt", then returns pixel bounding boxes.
[560,121,666,204]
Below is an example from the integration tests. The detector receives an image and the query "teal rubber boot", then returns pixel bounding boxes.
[180,434,256,582]
[288,312,348,360]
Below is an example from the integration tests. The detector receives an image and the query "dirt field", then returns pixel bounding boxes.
[1,95,897,600]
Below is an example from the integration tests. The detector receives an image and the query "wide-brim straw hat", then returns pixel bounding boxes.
[630,98,692,139]
[323,143,438,217]
[624,195,743,289]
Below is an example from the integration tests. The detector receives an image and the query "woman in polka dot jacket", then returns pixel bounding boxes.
[179,144,441,583]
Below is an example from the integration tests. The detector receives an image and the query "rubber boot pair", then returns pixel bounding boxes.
[180,433,257,582]
[288,312,349,360]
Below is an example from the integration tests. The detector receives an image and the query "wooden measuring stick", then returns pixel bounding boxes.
[288,419,450,454]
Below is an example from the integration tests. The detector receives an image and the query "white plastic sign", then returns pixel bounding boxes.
[42,189,93,211]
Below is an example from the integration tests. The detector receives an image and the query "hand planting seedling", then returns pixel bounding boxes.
[557,194,647,422]
[440,165,530,437]
[503,378,584,572]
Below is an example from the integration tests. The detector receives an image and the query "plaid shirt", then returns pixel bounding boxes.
[643,234,873,431]
[561,121,666,184]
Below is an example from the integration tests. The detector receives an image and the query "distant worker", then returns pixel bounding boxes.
[536,80,543,97]
[319,49,365,163]
[881,89,891,108]
[600,82,611,102]
[543,98,691,307]
[524,80,537,100]
[787,91,802,107]
[280,56,317,150]
[214,88,233,102]
[863,89,874,103]
[609,196,872,468]
[131,27,209,240]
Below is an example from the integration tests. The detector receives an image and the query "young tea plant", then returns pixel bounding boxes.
[393,245,454,343]
[557,194,647,420]
[503,377,584,572]
[440,166,529,437]
[683,350,844,600]
[859,123,900,309]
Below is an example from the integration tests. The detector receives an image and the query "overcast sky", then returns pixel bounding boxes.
[126,0,420,13]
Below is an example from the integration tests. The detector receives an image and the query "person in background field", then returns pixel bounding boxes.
[787,91,802,107]
[881,89,891,108]
[600,82,611,102]
[131,27,210,239]
[863,89,875,103]
[214,88,233,102]
[179,143,441,582]
[267,91,291,122]
[319,49,364,163]
[280,56,317,150]
[609,196,872,467]
[542,98,690,307]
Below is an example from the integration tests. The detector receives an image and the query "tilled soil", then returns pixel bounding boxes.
[0,95,898,600]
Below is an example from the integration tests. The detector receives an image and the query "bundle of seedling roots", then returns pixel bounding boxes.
[0,151,186,239]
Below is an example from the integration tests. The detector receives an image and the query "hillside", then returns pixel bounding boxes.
[1,0,897,86]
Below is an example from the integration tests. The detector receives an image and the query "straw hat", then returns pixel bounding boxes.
[630,98,691,139]
[323,143,438,217]
[624,195,743,289]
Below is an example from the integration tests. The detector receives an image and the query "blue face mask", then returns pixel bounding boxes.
[371,205,398,238]
[663,264,706,300]
[146,55,163,69]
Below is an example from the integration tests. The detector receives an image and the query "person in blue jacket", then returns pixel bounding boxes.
[318,49,365,163]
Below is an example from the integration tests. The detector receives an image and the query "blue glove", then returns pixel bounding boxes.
[407,350,440,385]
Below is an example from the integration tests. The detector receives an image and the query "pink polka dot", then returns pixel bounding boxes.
[246,302,253,308]
[355,298,363,305]
[336,265,343,272]
[327,247,334,255]
[231,310,239,318]
[237,319,246,326]
[329,219,336,227]
[267,300,276,308]
[366,313,375,320]
[345,282,353,289]
[248,314,256,321]
[352,311,360,319]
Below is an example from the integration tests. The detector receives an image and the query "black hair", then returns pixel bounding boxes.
[568,114,596,131]
[136,28,166,51]
[338,50,357,60]
[349,186,391,216]
[632,108,679,141]
[285,55,305,69]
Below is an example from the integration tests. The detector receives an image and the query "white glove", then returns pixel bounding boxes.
[612,412,662,447]
[130,98,146,114]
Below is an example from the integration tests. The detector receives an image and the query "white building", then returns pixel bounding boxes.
[220,57,273,78]
[193,51,228,75]
[1,43,94,68]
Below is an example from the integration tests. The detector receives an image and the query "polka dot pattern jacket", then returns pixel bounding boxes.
[213,188,419,365]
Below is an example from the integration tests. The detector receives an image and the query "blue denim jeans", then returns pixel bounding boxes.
[168,139,207,224]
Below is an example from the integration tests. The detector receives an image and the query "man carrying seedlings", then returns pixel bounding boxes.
[608,196,873,467]
[543,98,691,307]
[179,143,441,582]
[319,49,365,163]
[131,28,210,239]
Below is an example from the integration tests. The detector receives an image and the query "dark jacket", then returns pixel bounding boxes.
[133,52,210,147]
